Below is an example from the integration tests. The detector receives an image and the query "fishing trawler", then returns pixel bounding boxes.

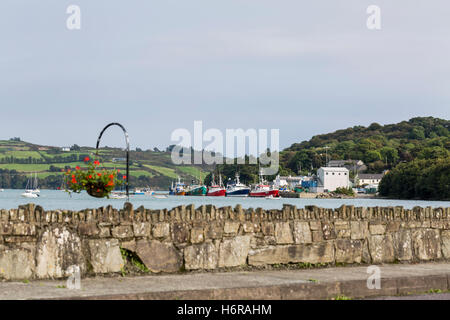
[169,177,186,196]
[226,173,250,197]
[185,184,207,196]
[249,170,279,198]
[206,174,226,196]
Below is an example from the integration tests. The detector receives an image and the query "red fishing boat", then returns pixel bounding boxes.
[207,174,226,196]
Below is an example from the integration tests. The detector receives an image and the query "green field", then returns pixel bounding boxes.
[143,164,178,178]
[0,140,213,189]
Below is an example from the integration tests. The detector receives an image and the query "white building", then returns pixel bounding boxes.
[272,175,304,189]
[61,147,70,152]
[356,173,384,188]
[317,167,350,192]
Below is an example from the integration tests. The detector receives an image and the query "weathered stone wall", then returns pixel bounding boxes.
[1,203,450,280]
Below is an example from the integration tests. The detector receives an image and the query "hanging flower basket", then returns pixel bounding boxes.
[64,157,125,198]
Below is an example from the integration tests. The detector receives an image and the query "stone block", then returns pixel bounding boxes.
[78,223,99,236]
[88,239,124,273]
[99,227,111,238]
[218,236,250,267]
[412,229,441,261]
[35,227,85,279]
[351,221,369,240]
[312,231,323,242]
[0,244,34,280]
[136,240,182,273]
[243,222,256,233]
[184,242,218,270]
[369,224,386,235]
[335,239,363,263]
[321,222,336,240]
[261,222,275,236]
[111,225,133,238]
[133,222,151,237]
[224,221,240,235]
[190,228,204,244]
[205,221,223,239]
[441,230,450,259]
[309,221,321,231]
[152,222,170,238]
[392,230,413,261]
[275,222,293,244]
[172,222,190,243]
[248,242,334,266]
[293,221,312,244]
[368,234,395,263]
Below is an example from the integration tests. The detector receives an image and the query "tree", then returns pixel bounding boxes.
[380,147,399,165]
[379,157,449,200]
[409,127,425,140]
[364,150,382,163]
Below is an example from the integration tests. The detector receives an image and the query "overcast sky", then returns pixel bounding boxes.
[0,0,449,153]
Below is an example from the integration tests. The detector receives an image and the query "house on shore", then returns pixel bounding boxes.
[356,173,384,188]
[328,159,366,173]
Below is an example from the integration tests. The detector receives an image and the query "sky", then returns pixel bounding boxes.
[0,0,449,154]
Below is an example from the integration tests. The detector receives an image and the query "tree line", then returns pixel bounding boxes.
[378,157,449,200]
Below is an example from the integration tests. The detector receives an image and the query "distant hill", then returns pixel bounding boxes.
[280,117,449,175]
[0,140,213,190]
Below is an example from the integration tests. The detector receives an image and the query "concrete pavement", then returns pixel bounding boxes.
[1,262,450,300]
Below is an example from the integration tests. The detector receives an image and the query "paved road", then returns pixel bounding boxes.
[1,262,450,300]
[371,293,450,300]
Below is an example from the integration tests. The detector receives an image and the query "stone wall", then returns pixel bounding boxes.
[1,203,450,280]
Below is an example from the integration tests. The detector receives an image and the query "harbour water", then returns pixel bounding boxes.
[0,189,448,211]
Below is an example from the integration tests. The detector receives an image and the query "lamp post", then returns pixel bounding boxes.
[95,123,130,201]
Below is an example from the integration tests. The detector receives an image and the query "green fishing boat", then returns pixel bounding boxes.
[185,185,207,196]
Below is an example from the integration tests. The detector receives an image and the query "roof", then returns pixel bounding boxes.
[319,167,349,172]
[358,173,384,180]
[328,160,364,166]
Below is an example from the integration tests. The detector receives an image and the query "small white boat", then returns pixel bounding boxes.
[110,194,127,199]
[110,191,127,199]
[134,187,155,196]
[21,191,39,198]
[0,189,4,192]
[265,195,281,200]
[153,194,168,199]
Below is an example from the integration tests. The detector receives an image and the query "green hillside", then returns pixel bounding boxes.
[281,117,449,175]
[0,140,212,190]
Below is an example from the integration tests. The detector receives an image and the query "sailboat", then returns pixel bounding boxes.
[22,173,40,198]
[25,173,40,193]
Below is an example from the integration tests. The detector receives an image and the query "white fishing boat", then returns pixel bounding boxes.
[0,189,4,192]
[134,187,155,196]
[226,173,250,197]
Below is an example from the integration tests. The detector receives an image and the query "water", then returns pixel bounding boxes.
[0,189,448,211]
